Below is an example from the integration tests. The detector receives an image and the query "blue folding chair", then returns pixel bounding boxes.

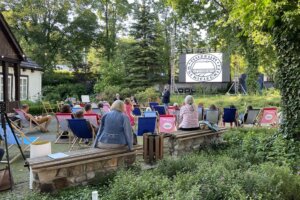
[153,105,166,115]
[0,123,39,163]
[67,119,95,151]
[144,111,157,118]
[223,108,237,127]
[71,107,83,113]
[137,117,157,136]
[149,102,159,110]
[132,107,142,116]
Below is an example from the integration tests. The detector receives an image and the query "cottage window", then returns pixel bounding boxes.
[20,76,28,100]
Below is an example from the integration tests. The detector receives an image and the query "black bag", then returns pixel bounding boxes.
[0,167,13,191]
[133,133,138,145]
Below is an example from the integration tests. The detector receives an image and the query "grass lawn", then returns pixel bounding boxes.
[171,92,281,111]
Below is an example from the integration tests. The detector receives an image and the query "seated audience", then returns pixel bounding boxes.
[59,104,73,138]
[21,104,52,132]
[85,103,100,122]
[93,100,133,151]
[179,95,199,130]
[60,104,72,114]
[124,98,135,126]
[113,93,123,101]
[74,110,97,133]
[243,105,253,123]
[130,95,138,105]
[97,102,106,116]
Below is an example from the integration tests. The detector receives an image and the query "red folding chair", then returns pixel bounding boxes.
[159,115,177,133]
[258,107,278,126]
[83,113,100,128]
[55,113,73,143]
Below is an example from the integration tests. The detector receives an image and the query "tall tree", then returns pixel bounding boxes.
[125,0,167,90]
[1,0,98,71]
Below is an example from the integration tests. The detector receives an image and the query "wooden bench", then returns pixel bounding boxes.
[27,146,142,193]
[167,128,226,156]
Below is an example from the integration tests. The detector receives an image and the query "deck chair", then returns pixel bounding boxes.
[55,113,73,144]
[0,123,39,163]
[223,108,237,127]
[159,115,177,133]
[71,107,82,113]
[137,117,157,136]
[153,105,167,115]
[243,109,260,126]
[198,107,204,121]
[149,102,159,110]
[258,107,278,127]
[84,114,100,128]
[144,111,157,118]
[168,106,176,115]
[132,107,142,116]
[14,109,46,132]
[42,101,54,115]
[205,110,219,125]
[67,119,95,151]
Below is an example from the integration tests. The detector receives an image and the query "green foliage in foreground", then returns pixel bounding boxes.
[24,128,300,200]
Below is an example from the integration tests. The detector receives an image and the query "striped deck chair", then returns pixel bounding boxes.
[84,114,100,129]
[159,115,177,133]
[55,113,73,144]
[205,110,219,125]
[243,109,260,127]
[14,109,46,132]
[0,123,39,163]
[258,107,278,127]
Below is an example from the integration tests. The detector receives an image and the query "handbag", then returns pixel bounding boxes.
[0,167,13,191]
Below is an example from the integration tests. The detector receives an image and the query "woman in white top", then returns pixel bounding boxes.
[179,95,199,130]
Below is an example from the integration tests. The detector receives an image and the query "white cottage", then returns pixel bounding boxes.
[0,13,42,112]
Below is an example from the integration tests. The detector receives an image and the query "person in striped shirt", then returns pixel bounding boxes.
[179,95,200,131]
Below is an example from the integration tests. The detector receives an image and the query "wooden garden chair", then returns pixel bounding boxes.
[42,101,54,115]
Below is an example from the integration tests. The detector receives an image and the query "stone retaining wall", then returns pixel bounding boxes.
[28,148,139,193]
[168,133,224,157]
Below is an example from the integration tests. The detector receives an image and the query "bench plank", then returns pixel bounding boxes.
[27,145,142,168]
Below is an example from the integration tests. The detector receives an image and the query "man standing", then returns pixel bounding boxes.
[162,85,170,109]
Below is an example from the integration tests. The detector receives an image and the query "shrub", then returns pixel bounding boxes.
[43,84,86,102]
[135,87,160,104]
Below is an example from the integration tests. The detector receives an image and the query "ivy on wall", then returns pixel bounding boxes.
[273,16,300,140]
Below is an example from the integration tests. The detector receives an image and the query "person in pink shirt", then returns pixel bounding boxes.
[124,98,135,126]
[179,95,199,130]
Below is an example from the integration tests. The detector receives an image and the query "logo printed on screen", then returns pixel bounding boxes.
[186,54,222,82]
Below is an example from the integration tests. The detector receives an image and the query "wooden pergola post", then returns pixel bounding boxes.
[14,63,20,101]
